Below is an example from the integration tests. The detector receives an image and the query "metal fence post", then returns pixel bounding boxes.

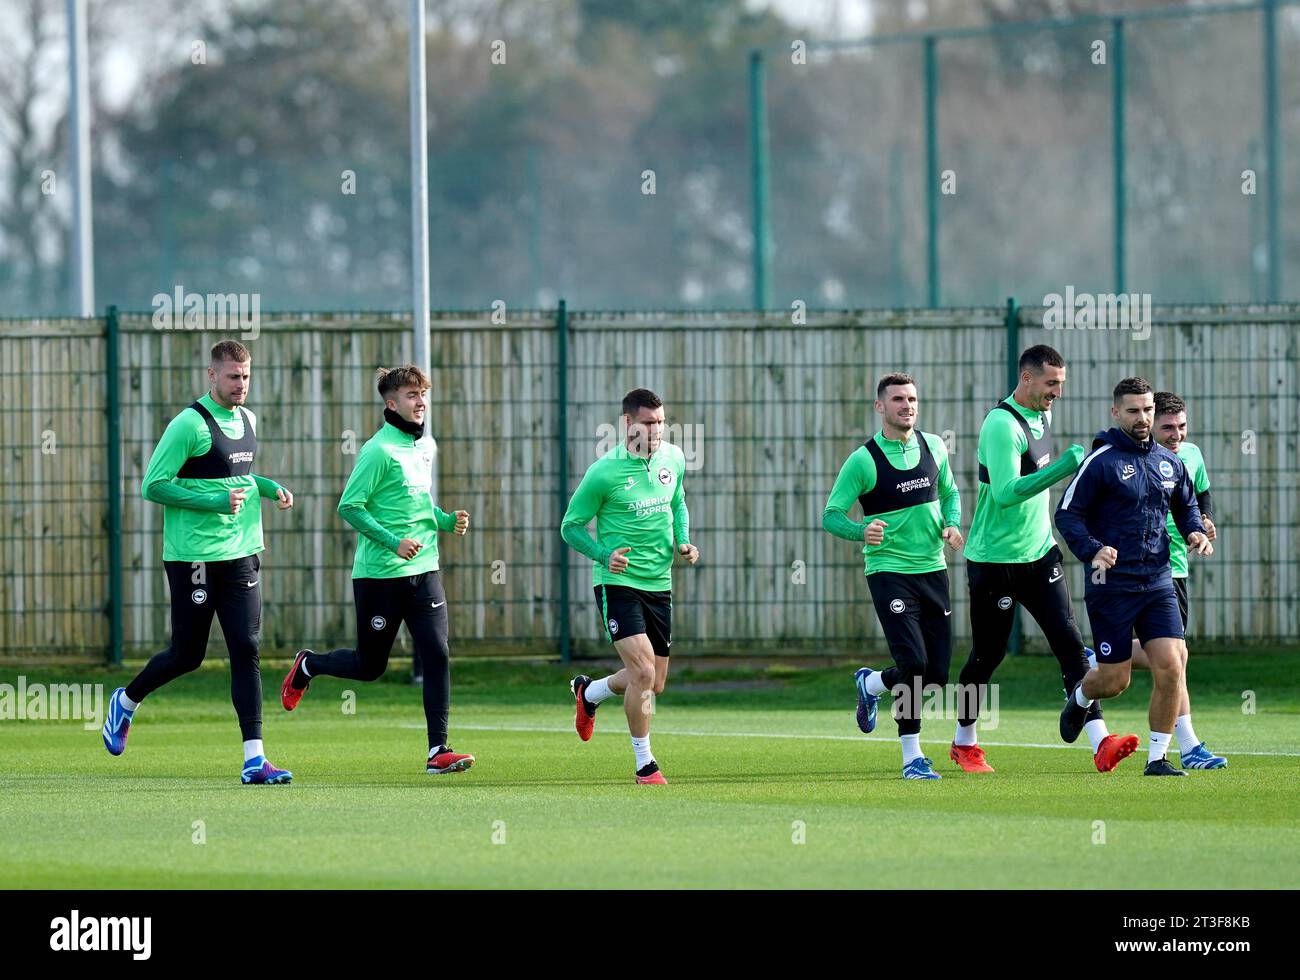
[1263,0,1281,302]
[1005,296,1023,656]
[556,299,571,663]
[1004,296,1020,392]
[924,36,939,307]
[527,145,543,303]
[1112,17,1126,295]
[748,50,771,311]
[106,305,123,664]
[1248,137,1264,298]
[890,142,905,307]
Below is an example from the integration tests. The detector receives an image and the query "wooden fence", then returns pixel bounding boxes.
[0,305,1295,660]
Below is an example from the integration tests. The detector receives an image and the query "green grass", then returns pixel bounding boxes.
[2,653,1297,888]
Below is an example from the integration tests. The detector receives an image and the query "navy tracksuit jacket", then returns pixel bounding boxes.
[1054,426,1206,596]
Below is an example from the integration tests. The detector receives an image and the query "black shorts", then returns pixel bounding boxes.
[595,584,672,657]
[1086,585,1184,664]
[1173,576,1189,632]
[866,569,953,679]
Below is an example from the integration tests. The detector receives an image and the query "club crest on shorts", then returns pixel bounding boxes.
[370,615,387,631]
[608,618,619,634]
[998,596,1013,610]
[1158,459,1174,479]
[657,466,673,487]
[1099,641,1112,656]
[889,599,905,614]
[191,589,207,604]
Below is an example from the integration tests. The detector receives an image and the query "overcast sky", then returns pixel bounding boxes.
[760,0,877,37]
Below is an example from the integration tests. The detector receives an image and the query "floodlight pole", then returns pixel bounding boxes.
[1263,0,1280,302]
[409,0,431,371]
[1111,17,1126,296]
[748,50,771,311]
[67,0,94,316]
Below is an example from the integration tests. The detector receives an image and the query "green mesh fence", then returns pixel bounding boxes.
[2,2,1297,317]
[764,1,1299,309]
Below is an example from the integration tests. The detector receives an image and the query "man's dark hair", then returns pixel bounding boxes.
[376,364,432,399]
[622,388,662,417]
[1112,376,1153,403]
[1154,391,1186,418]
[211,339,250,363]
[876,372,915,400]
[1019,344,1066,373]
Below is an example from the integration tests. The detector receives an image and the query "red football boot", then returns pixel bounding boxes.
[950,742,995,773]
[571,674,597,742]
[635,762,667,784]
[1094,733,1140,772]
[427,747,475,774]
[281,649,312,711]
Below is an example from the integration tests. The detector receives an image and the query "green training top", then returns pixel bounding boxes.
[140,392,284,562]
[822,430,961,576]
[338,421,456,579]
[561,442,690,592]
[1168,441,1210,579]
[965,394,1085,564]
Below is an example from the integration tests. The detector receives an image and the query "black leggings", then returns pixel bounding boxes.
[958,545,1095,727]
[305,572,451,749]
[126,555,264,740]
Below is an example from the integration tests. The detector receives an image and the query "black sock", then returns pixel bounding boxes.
[298,650,332,688]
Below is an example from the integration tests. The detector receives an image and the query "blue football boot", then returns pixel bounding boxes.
[854,667,879,734]
[241,756,293,785]
[902,757,941,780]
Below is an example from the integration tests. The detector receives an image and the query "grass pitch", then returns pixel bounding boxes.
[3,653,1296,889]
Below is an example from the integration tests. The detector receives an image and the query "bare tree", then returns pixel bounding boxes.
[0,0,68,312]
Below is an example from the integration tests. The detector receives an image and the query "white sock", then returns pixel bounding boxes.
[1174,714,1199,752]
[1148,731,1172,763]
[1086,650,1097,670]
[118,691,139,712]
[954,723,977,746]
[631,735,654,769]
[1084,718,1110,753]
[243,739,264,763]
[586,676,616,704]
[900,734,923,764]
[864,670,888,696]
[1074,685,1093,708]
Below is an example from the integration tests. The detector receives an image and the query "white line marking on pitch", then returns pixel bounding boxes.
[399,722,1300,757]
